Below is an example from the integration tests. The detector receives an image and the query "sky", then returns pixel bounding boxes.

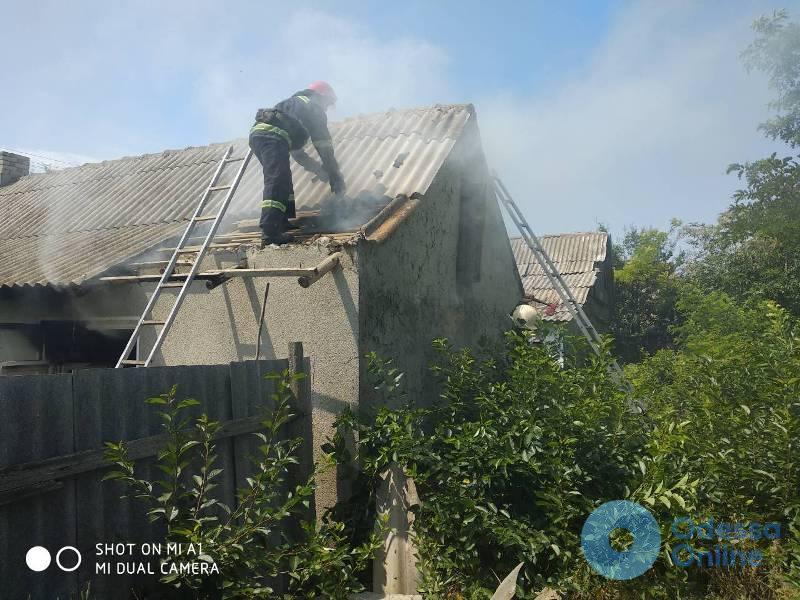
[1,0,790,238]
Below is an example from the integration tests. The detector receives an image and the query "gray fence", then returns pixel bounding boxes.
[0,345,312,599]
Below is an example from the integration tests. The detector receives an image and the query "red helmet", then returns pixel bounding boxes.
[308,81,337,104]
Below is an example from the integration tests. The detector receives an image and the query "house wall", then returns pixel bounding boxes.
[583,237,615,332]
[355,118,522,594]
[148,241,361,512]
[357,119,523,412]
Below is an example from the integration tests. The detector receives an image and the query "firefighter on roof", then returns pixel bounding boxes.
[249,81,346,245]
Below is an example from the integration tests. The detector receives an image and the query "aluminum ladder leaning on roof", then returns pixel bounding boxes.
[492,174,631,391]
[115,146,253,368]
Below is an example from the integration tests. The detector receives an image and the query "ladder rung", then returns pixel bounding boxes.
[116,146,252,370]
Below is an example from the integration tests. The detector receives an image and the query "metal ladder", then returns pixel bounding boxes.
[492,175,628,386]
[115,146,253,367]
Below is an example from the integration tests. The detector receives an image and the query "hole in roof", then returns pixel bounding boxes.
[393,153,409,168]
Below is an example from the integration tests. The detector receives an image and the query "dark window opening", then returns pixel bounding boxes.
[456,179,487,286]
[42,321,135,370]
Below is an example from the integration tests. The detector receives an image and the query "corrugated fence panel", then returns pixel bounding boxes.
[0,373,78,599]
[229,360,279,495]
[0,358,292,598]
[229,360,285,592]
[74,363,239,597]
[228,358,312,595]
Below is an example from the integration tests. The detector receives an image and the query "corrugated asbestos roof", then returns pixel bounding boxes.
[0,104,472,288]
[511,232,609,322]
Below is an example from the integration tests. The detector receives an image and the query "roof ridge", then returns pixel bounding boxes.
[333,103,472,124]
[336,130,465,143]
[1,104,473,191]
[0,156,225,197]
[510,231,608,238]
[2,132,462,197]
[542,231,607,236]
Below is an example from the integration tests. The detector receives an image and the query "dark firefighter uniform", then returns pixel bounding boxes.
[249,90,345,241]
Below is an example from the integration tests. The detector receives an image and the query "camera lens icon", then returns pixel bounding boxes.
[581,500,661,580]
[26,546,82,572]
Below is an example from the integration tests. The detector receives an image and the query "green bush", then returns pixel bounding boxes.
[626,290,800,597]
[332,330,642,598]
[104,371,380,599]
[332,292,800,599]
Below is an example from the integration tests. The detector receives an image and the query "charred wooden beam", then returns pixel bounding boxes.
[297,252,341,288]
[99,253,343,288]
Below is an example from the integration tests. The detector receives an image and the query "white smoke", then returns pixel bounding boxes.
[477,1,782,237]
[190,9,453,138]
[4,148,99,173]
[1,0,785,240]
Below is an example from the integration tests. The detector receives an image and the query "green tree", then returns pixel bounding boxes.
[685,10,800,316]
[742,10,800,147]
[609,224,684,363]
[685,154,800,316]
[332,336,648,598]
[335,294,800,598]
[627,290,800,597]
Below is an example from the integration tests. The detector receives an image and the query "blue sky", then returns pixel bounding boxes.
[1,0,789,238]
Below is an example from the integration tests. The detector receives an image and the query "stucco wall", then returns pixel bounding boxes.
[354,118,522,594]
[357,165,461,409]
[357,119,523,410]
[148,240,360,512]
[583,236,615,333]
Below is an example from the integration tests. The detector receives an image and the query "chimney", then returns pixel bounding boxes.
[0,151,30,186]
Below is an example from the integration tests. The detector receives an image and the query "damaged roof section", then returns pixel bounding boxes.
[0,104,473,288]
[512,232,611,322]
